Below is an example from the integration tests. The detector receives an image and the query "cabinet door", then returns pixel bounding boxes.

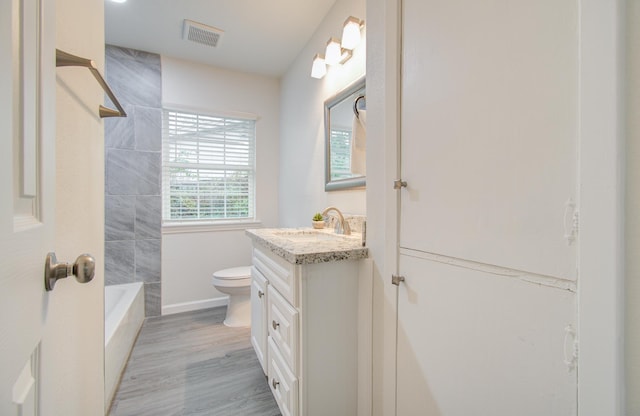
[397,0,580,414]
[251,266,268,374]
[400,0,578,280]
[397,253,576,415]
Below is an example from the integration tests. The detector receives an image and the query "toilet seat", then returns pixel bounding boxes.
[212,266,252,288]
[213,266,251,280]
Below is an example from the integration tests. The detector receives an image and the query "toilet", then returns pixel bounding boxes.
[212,266,252,327]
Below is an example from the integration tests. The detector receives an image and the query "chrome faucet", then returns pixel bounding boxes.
[321,206,351,235]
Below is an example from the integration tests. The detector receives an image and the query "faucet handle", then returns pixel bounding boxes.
[333,218,351,235]
[342,221,351,235]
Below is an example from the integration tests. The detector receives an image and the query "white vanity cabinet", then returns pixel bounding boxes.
[250,243,361,416]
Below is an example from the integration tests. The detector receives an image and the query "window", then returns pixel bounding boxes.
[162,109,256,223]
[329,127,352,180]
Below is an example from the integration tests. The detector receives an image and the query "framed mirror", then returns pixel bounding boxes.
[324,76,366,191]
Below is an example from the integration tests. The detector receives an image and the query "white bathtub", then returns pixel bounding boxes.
[105,282,144,412]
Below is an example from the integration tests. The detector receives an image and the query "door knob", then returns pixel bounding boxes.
[44,252,96,291]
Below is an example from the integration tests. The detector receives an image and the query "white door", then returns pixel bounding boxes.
[0,0,105,414]
[397,0,579,413]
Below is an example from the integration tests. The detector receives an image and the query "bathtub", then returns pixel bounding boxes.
[105,282,145,412]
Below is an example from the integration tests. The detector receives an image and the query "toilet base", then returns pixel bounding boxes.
[223,293,251,327]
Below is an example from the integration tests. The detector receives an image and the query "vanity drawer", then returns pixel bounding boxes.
[253,246,297,306]
[268,337,298,416]
[267,285,299,373]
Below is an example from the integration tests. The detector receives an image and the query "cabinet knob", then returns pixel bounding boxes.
[272,378,280,389]
[272,320,280,330]
[258,290,264,298]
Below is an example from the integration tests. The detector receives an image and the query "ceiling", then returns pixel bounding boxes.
[104,0,338,77]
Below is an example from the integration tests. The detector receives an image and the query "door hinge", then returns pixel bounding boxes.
[392,274,405,286]
[393,179,407,190]
[563,324,578,371]
[564,199,579,245]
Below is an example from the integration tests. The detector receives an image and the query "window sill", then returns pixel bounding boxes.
[162,220,263,235]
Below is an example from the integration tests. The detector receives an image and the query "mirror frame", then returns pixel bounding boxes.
[324,76,366,191]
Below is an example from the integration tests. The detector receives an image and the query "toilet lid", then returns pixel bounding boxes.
[212,266,252,280]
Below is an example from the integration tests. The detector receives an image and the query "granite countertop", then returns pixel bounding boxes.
[245,228,369,265]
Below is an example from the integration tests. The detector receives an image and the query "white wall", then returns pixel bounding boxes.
[366,0,401,414]
[162,228,258,313]
[279,0,366,227]
[577,0,626,413]
[161,57,280,313]
[627,0,640,412]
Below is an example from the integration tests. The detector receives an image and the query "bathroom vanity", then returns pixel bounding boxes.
[246,228,368,416]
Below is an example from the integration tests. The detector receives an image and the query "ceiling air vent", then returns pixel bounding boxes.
[182,19,224,48]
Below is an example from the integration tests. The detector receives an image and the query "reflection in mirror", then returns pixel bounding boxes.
[325,76,366,191]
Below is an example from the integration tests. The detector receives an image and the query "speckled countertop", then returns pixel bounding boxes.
[245,228,369,265]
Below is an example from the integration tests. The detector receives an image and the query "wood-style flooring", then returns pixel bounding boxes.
[108,307,281,416]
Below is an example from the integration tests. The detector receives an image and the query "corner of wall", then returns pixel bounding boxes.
[625,0,640,412]
[104,45,163,317]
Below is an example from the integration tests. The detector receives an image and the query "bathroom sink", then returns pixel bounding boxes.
[272,230,348,243]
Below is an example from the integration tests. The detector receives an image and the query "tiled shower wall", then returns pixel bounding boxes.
[104,45,162,316]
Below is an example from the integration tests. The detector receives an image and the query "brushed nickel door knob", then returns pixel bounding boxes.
[44,252,96,291]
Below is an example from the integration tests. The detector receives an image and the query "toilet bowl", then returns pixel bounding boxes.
[212,266,252,327]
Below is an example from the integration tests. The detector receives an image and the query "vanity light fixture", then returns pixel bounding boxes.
[325,37,353,66]
[341,16,363,50]
[311,54,327,79]
[109,0,127,3]
[325,38,342,66]
[310,16,363,79]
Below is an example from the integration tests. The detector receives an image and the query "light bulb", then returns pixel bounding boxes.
[311,54,327,79]
[341,17,362,50]
[325,38,342,66]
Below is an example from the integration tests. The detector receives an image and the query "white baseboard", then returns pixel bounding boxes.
[162,296,229,316]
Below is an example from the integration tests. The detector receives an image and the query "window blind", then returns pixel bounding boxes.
[162,109,256,222]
